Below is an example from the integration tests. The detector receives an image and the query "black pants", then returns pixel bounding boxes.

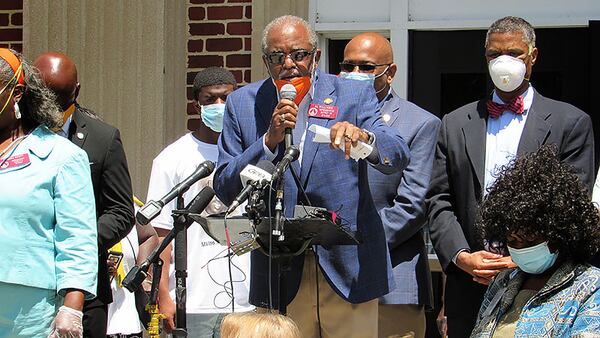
[83,301,108,338]
[444,270,488,338]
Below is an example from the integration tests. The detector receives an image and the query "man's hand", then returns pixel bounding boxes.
[456,250,514,285]
[264,99,298,151]
[330,121,370,160]
[158,296,176,332]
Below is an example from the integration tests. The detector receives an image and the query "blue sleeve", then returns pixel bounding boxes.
[54,150,98,298]
[570,287,600,336]
[214,93,274,205]
[359,85,410,174]
[382,117,441,249]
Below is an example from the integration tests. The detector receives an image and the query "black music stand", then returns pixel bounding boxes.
[195,206,359,314]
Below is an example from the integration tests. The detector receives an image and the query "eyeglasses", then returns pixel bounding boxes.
[339,62,390,73]
[264,48,316,65]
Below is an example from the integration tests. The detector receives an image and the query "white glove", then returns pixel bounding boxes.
[47,305,83,338]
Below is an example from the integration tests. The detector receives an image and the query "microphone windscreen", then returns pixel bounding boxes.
[279,83,297,101]
[186,186,216,216]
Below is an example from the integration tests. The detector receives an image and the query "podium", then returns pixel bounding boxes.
[192,206,359,313]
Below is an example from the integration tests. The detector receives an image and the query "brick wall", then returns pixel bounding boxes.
[187,0,252,131]
[0,0,23,53]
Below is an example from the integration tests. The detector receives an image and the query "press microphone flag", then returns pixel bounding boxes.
[226,160,276,215]
[136,160,215,225]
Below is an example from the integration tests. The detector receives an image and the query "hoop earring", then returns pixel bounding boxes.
[14,102,20,119]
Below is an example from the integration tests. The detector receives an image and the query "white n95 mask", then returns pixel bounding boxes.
[488,55,526,92]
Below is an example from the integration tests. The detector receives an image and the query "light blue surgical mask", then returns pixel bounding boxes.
[508,241,558,274]
[200,103,225,132]
[339,66,390,94]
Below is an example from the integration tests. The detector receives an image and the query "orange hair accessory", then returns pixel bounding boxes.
[0,48,25,85]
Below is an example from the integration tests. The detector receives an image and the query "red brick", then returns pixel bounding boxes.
[187,87,194,100]
[206,38,242,52]
[244,38,251,51]
[187,118,202,131]
[227,22,251,35]
[230,70,242,83]
[190,0,223,3]
[188,7,205,20]
[188,39,204,53]
[187,102,198,115]
[244,70,251,83]
[245,6,252,19]
[0,28,22,42]
[188,55,223,68]
[189,23,225,36]
[226,54,250,68]
[0,1,22,10]
[10,43,21,52]
[207,6,243,20]
[187,72,197,85]
[10,13,22,26]
[0,14,9,26]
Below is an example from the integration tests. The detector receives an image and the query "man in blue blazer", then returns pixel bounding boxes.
[214,15,409,338]
[342,33,441,338]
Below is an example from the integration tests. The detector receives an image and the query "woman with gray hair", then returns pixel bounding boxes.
[0,48,98,338]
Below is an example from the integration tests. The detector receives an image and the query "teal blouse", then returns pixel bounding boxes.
[0,125,97,297]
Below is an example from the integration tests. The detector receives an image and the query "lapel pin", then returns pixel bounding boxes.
[323,97,333,105]
[383,114,391,122]
[76,132,85,140]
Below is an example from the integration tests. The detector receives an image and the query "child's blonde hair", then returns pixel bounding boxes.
[220,312,301,338]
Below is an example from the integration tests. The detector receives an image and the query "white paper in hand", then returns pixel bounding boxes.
[308,124,373,161]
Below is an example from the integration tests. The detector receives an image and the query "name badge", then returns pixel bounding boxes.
[0,153,30,170]
[308,104,338,119]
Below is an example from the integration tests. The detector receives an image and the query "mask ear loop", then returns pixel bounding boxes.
[374,65,391,95]
[0,63,22,116]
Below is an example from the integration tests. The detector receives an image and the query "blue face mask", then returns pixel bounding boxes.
[339,71,376,84]
[508,241,558,274]
[200,103,225,132]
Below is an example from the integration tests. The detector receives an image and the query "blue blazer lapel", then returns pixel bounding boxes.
[380,89,402,126]
[255,79,278,134]
[300,72,336,186]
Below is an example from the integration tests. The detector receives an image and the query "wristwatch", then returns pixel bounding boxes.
[362,129,375,145]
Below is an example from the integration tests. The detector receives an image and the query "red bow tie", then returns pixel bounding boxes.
[486,96,525,119]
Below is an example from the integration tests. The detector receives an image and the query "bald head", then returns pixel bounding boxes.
[343,32,396,101]
[34,52,79,110]
[344,32,393,66]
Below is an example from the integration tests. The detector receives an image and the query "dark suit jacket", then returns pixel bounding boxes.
[68,107,135,305]
[370,90,440,308]
[426,89,595,332]
[214,71,410,307]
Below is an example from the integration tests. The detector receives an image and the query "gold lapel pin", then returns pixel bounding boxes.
[323,97,333,105]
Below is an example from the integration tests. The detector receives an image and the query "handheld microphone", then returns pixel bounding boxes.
[280,84,297,149]
[225,160,276,215]
[272,145,300,182]
[136,160,215,225]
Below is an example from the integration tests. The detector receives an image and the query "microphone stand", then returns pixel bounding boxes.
[123,193,194,337]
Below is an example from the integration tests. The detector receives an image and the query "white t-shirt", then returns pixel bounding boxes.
[107,225,143,334]
[146,133,253,314]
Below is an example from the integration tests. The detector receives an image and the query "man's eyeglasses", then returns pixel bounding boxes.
[339,62,390,73]
[264,49,316,65]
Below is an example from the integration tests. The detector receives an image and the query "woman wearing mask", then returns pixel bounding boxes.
[470,145,600,337]
[0,49,97,337]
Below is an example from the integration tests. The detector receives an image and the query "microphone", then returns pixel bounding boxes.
[280,83,297,149]
[136,160,215,225]
[225,160,276,215]
[123,186,215,293]
[272,145,300,182]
